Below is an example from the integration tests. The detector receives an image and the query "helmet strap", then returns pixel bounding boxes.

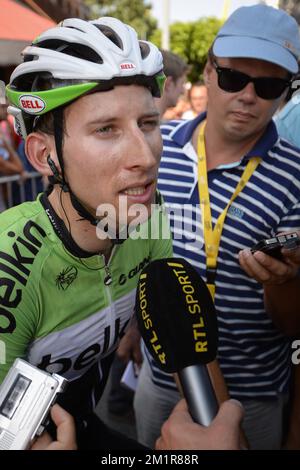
[51,108,99,224]
[51,108,125,244]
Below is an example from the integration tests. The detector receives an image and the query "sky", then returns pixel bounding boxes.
[150,0,279,26]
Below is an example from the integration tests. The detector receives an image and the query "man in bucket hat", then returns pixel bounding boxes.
[134,4,300,449]
[214,4,299,72]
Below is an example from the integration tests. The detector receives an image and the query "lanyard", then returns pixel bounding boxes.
[197,122,261,300]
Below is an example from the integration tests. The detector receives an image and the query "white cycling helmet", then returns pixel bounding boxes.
[6,17,165,232]
[6,16,165,136]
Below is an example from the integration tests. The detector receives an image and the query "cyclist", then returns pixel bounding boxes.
[0,16,171,449]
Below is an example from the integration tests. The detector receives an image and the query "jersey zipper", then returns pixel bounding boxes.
[101,246,117,353]
[104,263,112,286]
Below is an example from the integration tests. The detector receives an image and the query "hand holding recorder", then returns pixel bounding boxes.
[30,404,77,451]
[0,359,67,450]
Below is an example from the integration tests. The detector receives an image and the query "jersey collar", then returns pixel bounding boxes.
[170,113,279,164]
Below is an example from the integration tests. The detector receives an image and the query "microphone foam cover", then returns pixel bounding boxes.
[135,258,218,373]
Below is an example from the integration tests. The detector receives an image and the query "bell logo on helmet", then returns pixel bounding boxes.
[19,95,46,114]
[120,62,136,70]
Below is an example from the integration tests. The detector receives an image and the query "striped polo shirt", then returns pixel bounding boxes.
[145,114,300,399]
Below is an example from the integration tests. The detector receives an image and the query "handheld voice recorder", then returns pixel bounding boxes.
[0,358,67,450]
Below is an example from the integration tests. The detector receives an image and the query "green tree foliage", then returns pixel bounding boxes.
[84,1,222,83]
[84,0,157,39]
[150,17,223,82]
[189,17,223,81]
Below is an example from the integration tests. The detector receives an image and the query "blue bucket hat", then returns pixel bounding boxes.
[213,5,300,74]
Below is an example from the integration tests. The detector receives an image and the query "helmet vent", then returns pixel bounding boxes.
[10,71,52,91]
[139,41,151,59]
[93,24,123,49]
[24,54,38,62]
[37,39,103,64]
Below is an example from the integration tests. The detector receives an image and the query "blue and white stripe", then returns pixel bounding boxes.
[146,114,300,399]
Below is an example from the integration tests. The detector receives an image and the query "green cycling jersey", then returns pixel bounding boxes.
[0,192,172,418]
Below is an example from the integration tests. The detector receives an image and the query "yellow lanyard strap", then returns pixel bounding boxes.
[197,122,261,300]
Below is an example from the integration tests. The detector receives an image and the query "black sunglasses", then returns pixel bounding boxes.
[212,59,291,100]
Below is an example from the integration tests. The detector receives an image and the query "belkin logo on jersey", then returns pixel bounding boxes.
[34,317,130,379]
[0,221,47,334]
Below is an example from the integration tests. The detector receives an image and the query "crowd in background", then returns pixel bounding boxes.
[0,101,45,212]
